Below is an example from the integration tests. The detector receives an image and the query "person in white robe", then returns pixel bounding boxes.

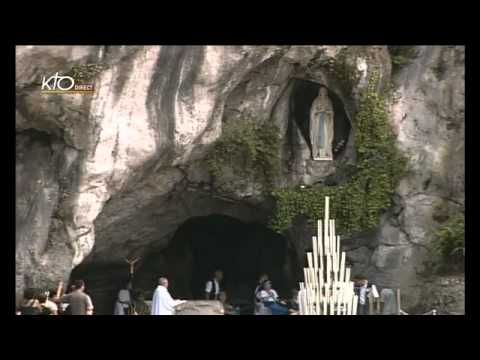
[151,277,185,315]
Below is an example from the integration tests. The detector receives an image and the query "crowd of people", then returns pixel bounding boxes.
[17,270,380,315]
[16,280,94,315]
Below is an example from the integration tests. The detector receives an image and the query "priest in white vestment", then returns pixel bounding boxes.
[151,277,185,315]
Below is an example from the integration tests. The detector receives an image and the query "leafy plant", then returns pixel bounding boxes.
[270,71,407,236]
[206,116,281,188]
[68,63,109,82]
[325,48,361,94]
[388,46,418,74]
[430,213,465,273]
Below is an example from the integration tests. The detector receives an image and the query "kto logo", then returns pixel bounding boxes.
[41,72,94,94]
[42,72,75,91]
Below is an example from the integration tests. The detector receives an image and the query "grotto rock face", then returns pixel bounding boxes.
[413,275,465,314]
[16,45,463,313]
[364,46,465,310]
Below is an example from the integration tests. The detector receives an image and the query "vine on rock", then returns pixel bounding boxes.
[68,63,109,83]
[206,116,281,189]
[429,212,465,274]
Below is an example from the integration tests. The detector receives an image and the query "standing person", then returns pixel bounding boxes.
[37,293,55,315]
[19,288,42,315]
[205,270,223,300]
[59,283,75,315]
[354,276,370,315]
[151,277,186,315]
[380,288,396,315]
[60,280,94,315]
[44,289,59,315]
[114,288,132,315]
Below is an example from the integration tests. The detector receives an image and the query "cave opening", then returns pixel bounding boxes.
[290,79,351,159]
[72,214,299,314]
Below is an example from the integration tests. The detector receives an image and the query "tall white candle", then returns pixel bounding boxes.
[333,256,338,283]
[352,295,358,315]
[324,283,329,314]
[298,290,304,314]
[319,267,324,297]
[337,235,340,257]
[332,283,337,315]
[318,222,324,270]
[325,197,330,255]
[312,236,318,271]
[310,268,316,292]
[337,286,342,315]
[326,255,331,284]
[306,291,310,315]
[345,293,351,315]
[307,252,313,269]
[331,220,336,253]
[329,220,334,255]
[324,220,329,255]
[325,196,330,224]
[340,252,346,283]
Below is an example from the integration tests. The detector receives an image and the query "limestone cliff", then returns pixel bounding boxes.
[15,45,464,313]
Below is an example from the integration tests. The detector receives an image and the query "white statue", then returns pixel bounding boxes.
[309,87,334,160]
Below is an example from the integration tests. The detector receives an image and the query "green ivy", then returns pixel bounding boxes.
[270,71,407,236]
[68,63,109,82]
[388,46,418,74]
[325,48,361,94]
[430,213,465,273]
[206,116,281,188]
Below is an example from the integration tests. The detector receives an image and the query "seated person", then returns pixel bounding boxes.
[254,274,270,315]
[286,289,300,314]
[219,291,239,315]
[256,280,289,315]
[254,273,269,299]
